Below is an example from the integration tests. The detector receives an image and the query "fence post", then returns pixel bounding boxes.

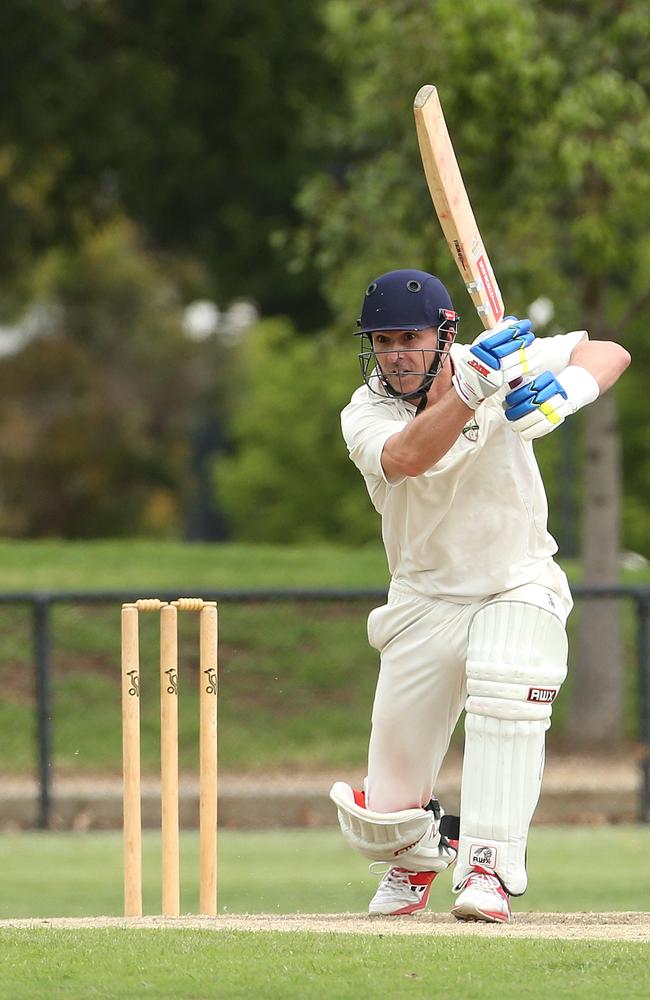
[33,597,53,830]
[638,595,650,824]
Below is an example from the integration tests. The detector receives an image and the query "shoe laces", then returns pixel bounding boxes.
[465,869,503,892]
[369,865,411,890]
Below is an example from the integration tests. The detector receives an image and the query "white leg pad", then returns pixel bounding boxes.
[329,782,455,872]
[453,602,567,895]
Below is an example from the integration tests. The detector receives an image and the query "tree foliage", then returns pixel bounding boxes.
[215,318,380,545]
[0,0,338,323]
[0,0,648,574]
[223,1,650,554]
[290,0,650,554]
[0,218,228,536]
[211,0,650,746]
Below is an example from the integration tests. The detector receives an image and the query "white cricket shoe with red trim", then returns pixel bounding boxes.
[368,867,438,916]
[451,867,512,923]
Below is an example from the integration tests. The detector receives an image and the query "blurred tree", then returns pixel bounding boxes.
[0,0,339,325]
[287,0,650,743]
[214,318,380,545]
[0,217,231,536]
[514,3,650,745]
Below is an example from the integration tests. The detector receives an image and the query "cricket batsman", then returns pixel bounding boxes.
[330,269,630,922]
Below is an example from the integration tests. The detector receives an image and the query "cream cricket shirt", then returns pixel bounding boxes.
[341,331,586,602]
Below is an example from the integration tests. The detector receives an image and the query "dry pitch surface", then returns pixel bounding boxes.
[1,913,649,941]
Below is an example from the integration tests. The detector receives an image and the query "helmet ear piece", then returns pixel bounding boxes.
[437,308,459,348]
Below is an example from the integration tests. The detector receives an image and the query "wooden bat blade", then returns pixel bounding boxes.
[414,84,504,330]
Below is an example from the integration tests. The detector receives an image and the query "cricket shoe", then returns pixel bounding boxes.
[451,867,512,923]
[368,867,439,916]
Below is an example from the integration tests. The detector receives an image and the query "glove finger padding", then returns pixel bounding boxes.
[451,317,542,409]
[470,318,545,382]
[470,319,533,366]
[504,366,599,441]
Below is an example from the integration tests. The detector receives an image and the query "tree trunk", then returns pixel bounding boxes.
[569,360,624,745]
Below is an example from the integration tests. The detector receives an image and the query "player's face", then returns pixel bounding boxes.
[371,328,441,396]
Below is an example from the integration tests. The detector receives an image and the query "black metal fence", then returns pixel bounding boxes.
[3,585,650,829]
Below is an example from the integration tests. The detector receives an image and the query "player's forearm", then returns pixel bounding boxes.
[381,390,471,479]
[569,340,631,394]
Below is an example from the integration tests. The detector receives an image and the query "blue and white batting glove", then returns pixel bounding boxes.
[470,317,545,382]
[450,341,504,408]
[504,367,600,440]
[450,317,539,409]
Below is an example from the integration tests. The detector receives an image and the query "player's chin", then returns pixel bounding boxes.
[385,373,421,396]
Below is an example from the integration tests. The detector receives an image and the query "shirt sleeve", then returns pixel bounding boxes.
[535,329,589,374]
[341,392,409,486]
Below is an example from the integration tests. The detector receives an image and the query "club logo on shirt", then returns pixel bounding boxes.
[462,420,479,442]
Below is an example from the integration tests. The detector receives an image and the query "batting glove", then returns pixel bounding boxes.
[450,341,504,408]
[450,317,537,409]
[470,317,545,382]
[504,366,600,440]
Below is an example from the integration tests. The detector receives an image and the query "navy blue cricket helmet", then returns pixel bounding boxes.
[356,269,454,334]
[355,269,459,409]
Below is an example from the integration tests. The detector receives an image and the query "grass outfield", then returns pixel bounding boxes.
[5,537,650,593]
[1,826,650,999]
[1,826,649,918]
[0,540,390,772]
[1,929,648,1000]
[0,539,391,591]
[0,540,647,776]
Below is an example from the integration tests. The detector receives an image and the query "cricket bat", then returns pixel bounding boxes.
[413,84,505,331]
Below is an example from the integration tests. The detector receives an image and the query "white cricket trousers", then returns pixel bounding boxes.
[365,569,571,813]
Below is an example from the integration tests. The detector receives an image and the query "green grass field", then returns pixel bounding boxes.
[0,536,647,997]
[2,826,650,918]
[3,928,649,1000]
[0,539,391,591]
[1,930,648,1000]
[0,540,647,776]
[0,540,390,773]
[1,826,649,999]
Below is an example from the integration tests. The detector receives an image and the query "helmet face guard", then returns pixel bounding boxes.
[358,307,459,403]
[354,269,459,407]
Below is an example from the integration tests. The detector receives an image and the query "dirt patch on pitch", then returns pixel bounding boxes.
[1,913,649,941]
